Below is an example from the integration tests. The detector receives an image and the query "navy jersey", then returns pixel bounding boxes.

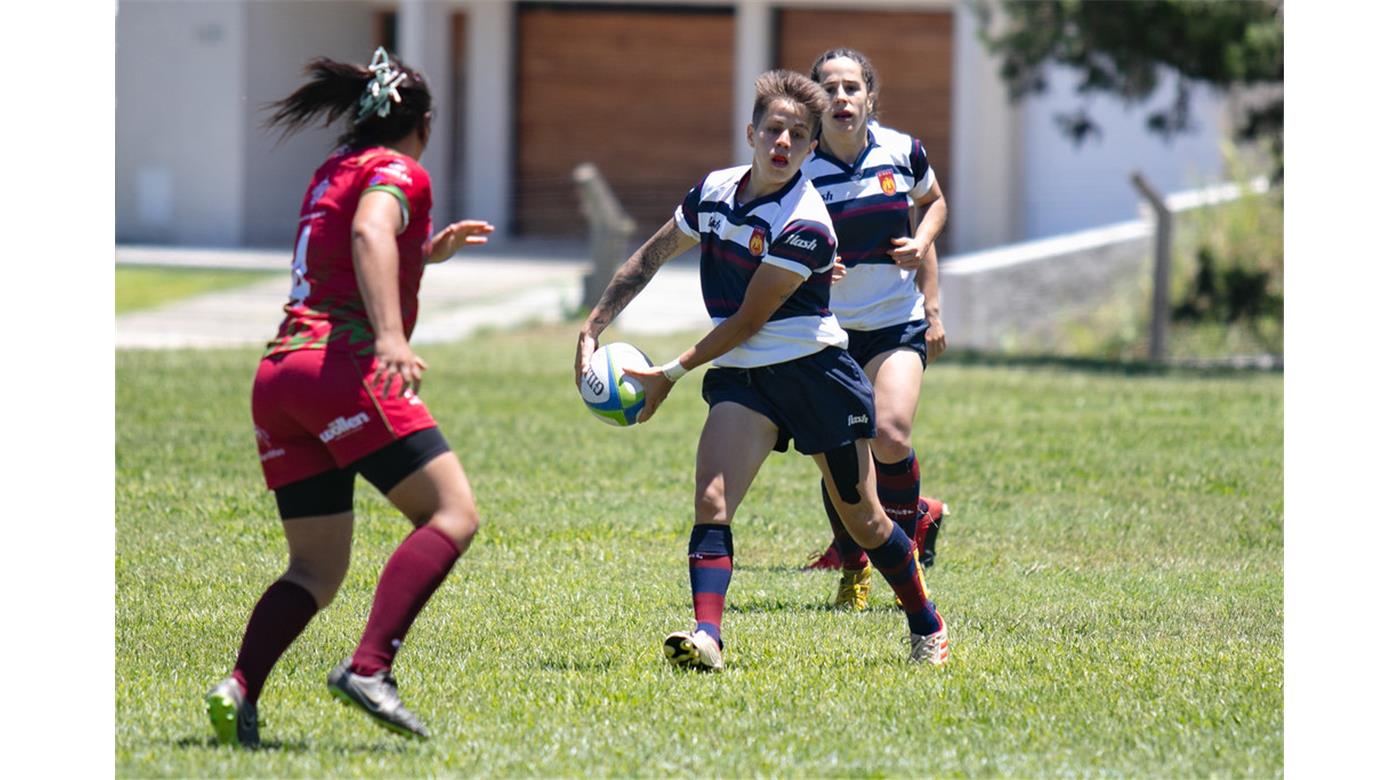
[674,165,846,368]
[801,123,938,330]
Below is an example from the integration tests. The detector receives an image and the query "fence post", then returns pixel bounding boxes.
[573,163,637,311]
[1130,171,1173,363]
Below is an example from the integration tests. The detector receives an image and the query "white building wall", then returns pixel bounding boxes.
[116,0,246,246]
[241,1,378,247]
[1018,66,1227,240]
[464,0,514,230]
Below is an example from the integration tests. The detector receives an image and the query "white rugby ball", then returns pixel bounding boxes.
[580,342,651,426]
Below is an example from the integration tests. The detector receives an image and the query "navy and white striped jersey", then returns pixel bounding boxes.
[801,123,938,330]
[674,165,846,368]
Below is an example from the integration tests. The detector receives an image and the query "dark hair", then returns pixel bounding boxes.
[809,48,880,119]
[751,69,830,132]
[263,51,432,149]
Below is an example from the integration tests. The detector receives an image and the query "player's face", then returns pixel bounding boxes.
[746,101,818,185]
[817,57,872,135]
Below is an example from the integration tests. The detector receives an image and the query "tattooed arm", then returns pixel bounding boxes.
[574,218,698,387]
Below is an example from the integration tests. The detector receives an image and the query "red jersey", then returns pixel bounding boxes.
[265,146,434,356]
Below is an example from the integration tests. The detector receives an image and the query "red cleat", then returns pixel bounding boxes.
[913,497,948,569]
[803,541,842,570]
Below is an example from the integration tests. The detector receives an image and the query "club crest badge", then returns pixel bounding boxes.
[748,227,766,257]
[878,169,897,196]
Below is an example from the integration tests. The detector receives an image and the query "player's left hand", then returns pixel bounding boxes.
[925,313,947,362]
[622,365,674,424]
[888,236,928,270]
[428,220,495,263]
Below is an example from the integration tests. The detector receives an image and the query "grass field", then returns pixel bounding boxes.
[116,266,279,314]
[116,326,1282,777]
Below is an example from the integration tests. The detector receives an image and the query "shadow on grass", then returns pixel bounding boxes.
[939,349,1282,377]
[175,735,412,755]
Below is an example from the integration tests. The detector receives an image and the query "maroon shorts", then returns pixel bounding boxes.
[251,349,438,490]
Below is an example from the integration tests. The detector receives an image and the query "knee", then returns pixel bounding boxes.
[844,503,889,548]
[873,422,913,459]
[428,502,479,553]
[284,555,348,609]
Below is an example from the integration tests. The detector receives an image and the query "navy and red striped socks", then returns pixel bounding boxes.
[688,524,733,646]
[863,524,942,636]
[874,451,922,539]
[231,579,319,702]
[350,524,463,675]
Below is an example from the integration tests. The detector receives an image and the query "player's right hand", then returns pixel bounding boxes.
[575,331,598,389]
[622,365,673,424]
[831,258,847,282]
[372,335,427,399]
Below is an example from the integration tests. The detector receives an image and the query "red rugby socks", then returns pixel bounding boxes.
[350,524,462,675]
[231,579,319,703]
[874,451,922,538]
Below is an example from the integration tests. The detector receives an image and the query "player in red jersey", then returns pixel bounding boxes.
[205,48,494,747]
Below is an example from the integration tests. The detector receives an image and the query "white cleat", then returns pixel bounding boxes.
[663,630,724,671]
[909,621,950,666]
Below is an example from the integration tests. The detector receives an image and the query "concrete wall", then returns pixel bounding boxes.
[241,1,378,247]
[116,0,246,245]
[939,221,1151,352]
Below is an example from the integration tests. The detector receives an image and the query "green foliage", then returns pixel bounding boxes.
[116,266,280,314]
[117,326,1281,776]
[1170,151,1283,355]
[979,0,1283,158]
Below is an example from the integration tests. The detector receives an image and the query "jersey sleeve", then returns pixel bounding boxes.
[361,155,427,235]
[763,219,837,280]
[908,138,937,202]
[673,177,706,240]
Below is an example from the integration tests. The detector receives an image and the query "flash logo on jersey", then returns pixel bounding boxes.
[748,227,766,257]
[878,169,897,197]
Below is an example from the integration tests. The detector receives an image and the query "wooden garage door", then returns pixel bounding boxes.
[777,9,954,248]
[515,5,734,236]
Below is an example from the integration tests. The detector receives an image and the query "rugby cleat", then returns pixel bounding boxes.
[803,541,842,570]
[909,612,950,666]
[914,497,948,569]
[327,659,430,740]
[663,630,724,671]
[834,562,872,611]
[206,677,259,748]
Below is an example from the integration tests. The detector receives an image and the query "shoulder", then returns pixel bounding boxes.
[790,180,834,229]
[776,183,835,242]
[870,123,922,162]
[697,165,749,198]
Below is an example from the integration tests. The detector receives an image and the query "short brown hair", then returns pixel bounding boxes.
[751,69,829,131]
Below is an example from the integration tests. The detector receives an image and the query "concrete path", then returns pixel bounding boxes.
[116,243,712,349]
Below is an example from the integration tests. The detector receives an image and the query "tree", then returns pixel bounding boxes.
[978,0,1283,166]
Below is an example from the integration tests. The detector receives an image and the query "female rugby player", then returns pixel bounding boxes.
[575,70,949,670]
[205,48,494,746]
[801,48,950,611]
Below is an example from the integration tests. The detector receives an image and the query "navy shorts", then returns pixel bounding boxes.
[845,319,929,369]
[701,347,877,455]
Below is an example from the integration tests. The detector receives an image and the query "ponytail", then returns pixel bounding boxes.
[263,48,433,149]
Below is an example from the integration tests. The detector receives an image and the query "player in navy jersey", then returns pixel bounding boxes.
[575,70,949,669]
[798,48,951,611]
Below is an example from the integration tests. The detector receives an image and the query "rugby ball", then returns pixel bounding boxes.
[580,342,651,426]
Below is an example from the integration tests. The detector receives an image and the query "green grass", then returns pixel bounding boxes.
[116,266,279,314]
[116,326,1282,777]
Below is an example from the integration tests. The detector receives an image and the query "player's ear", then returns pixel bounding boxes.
[746,124,754,148]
